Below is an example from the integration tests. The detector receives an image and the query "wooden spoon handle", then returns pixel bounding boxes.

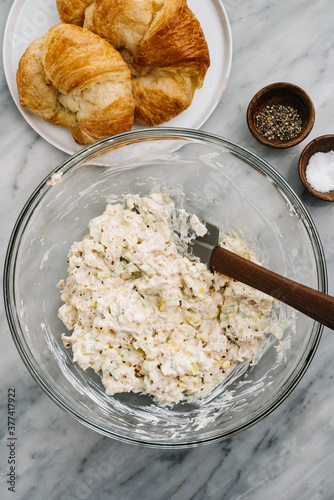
[211,246,334,330]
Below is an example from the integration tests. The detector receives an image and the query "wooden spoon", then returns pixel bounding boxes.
[193,222,334,330]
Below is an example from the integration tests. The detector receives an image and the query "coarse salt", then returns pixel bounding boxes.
[305,150,334,193]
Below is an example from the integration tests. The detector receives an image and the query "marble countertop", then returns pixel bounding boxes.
[1,0,334,499]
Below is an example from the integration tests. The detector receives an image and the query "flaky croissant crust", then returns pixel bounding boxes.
[56,0,93,26]
[57,0,210,126]
[16,23,135,145]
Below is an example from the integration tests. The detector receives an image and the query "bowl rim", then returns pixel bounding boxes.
[246,82,316,149]
[298,134,334,202]
[3,127,327,447]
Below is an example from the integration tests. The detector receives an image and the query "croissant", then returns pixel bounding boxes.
[56,0,92,25]
[57,0,210,126]
[16,23,135,145]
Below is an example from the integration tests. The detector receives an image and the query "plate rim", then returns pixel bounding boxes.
[3,0,232,155]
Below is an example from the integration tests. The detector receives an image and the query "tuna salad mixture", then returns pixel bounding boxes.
[58,191,284,403]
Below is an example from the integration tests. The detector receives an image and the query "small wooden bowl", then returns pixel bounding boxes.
[298,134,334,202]
[247,82,315,149]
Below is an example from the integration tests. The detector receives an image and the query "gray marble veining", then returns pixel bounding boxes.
[1,0,334,499]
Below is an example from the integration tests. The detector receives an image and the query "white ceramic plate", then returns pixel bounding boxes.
[3,0,232,155]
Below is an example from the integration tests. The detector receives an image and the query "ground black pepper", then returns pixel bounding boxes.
[256,104,302,141]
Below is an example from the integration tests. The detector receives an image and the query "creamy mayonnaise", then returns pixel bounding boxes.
[59,192,283,403]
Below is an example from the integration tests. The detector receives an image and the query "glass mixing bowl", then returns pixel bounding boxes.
[4,128,326,448]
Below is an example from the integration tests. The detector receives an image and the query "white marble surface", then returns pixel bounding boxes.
[1,0,334,499]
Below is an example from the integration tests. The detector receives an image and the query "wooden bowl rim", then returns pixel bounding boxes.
[247,82,315,149]
[298,134,334,202]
